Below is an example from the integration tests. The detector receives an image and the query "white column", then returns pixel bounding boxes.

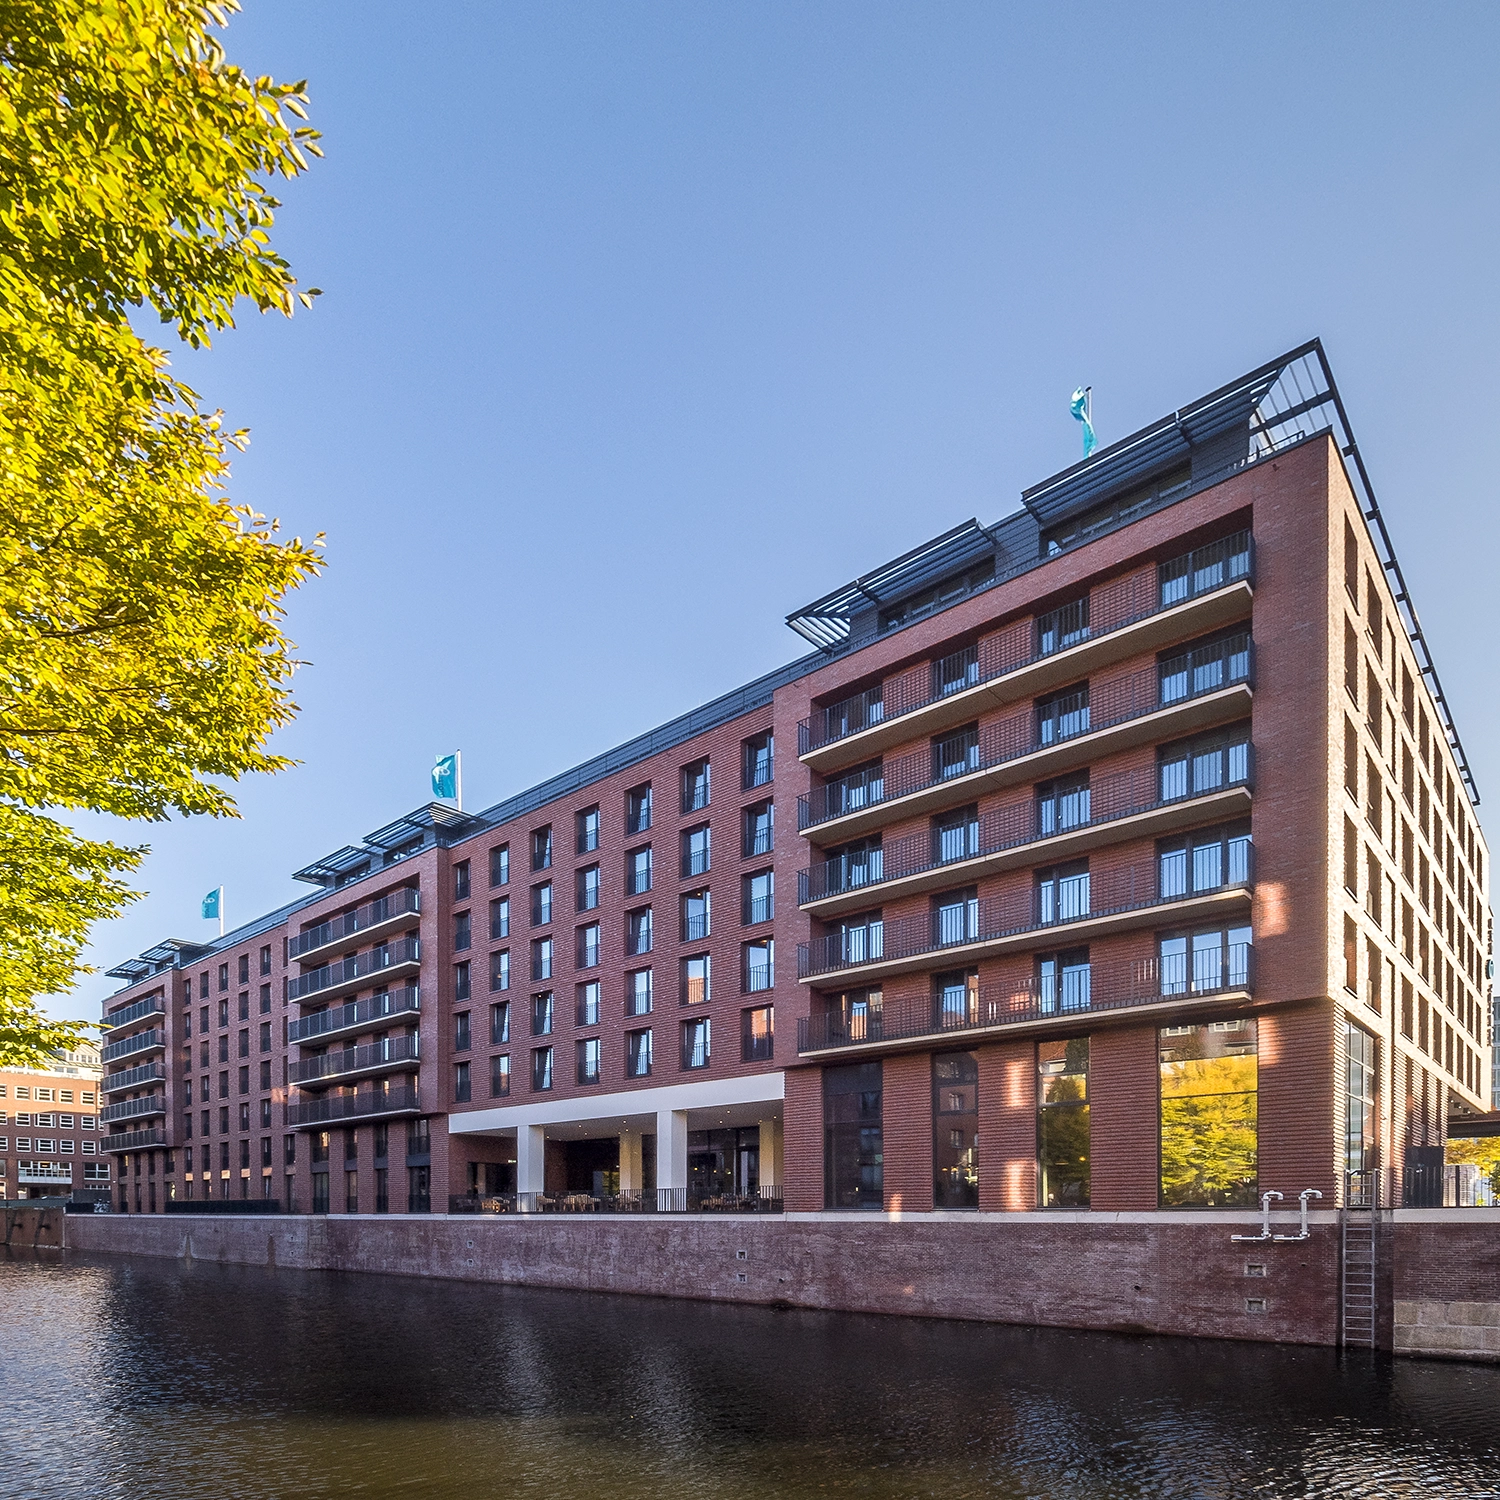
[759,1116,783,1191]
[656,1108,688,1208]
[619,1129,643,1194]
[516,1124,546,1201]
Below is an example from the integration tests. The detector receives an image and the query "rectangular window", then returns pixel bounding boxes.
[490,1001,510,1045]
[407,1166,431,1214]
[824,1061,883,1210]
[490,949,510,992]
[1036,774,1089,838]
[1345,719,1359,798]
[1159,631,1250,706]
[531,826,552,872]
[1345,620,1359,703]
[453,910,471,952]
[932,723,980,781]
[454,1011,471,1051]
[576,980,601,1027]
[576,922,601,969]
[743,731,774,789]
[489,897,510,940]
[238,954,250,985]
[1035,595,1089,656]
[530,937,553,982]
[741,1005,774,1062]
[219,963,229,992]
[454,860,471,901]
[1035,683,1088,747]
[626,968,653,1017]
[681,1017,711,1070]
[681,824,711,878]
[576,864,601,912]
[1157,823,1251,899]
[576,1037,602,1085]
[1158,924,1252,996]
[1035,863,1087,926]
[490,844,510,887]
[682,758,711,813]
[531,1047,554,1092]
[744,939,774,993]
[743,800,774,857]
[490,1053,511,1098]
[626,783,652,835]
[1038,1038,1090,1207]
[933,803,980,864]
[1158,1020,1257,1206]
[453,961,471,1002]
[626,845,652,896]
[453,1061,471,1104]
[1345,517,1359,601]
[933,642,980,697]
[260,944,272,977]
[575,805,600,855]
[530,991,554,1037]
[681,888,711,943]
[626,907,653,956]
[681,953,711,1006]
[743,869,774,925]
[625,1027,653,1077]
[1345,1020,1378,1179]
[932,1051,979,1210]
[530,882,553,927]
[1365,938,1381,1012]
[1034,950,1089,1015]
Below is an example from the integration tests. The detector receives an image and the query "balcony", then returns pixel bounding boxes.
[101,1028,166,1064]
[289,885,421,964]
[797,946,1254,1057]
[285,1083,422,1130]
[102,1062,167,1094]
[18,1163,74,1185]
[800,640,1249,844]
[798,862,1253,985]
[101,1126,168,1153]
[286,937,421,1005]
[799,766,1252,917]
[286,986,421,1046]
[100,1093,167,1125]
[799,531,1252,772]
[102,995,165,1031]
[289,1033,420,1089]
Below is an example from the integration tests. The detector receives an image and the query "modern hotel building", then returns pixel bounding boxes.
[97,342,1491,1222]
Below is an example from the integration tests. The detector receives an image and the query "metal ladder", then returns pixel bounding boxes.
[1340,1169,1378,1349]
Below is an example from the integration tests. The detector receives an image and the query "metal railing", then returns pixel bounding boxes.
[798,858,1253,979]
[799,530,1251,755]
[289,886,421,959]
[744,827,773,858]
[288,1033,420,1086]
[286,937,420,1002]
[800,760,1252,903]
[101,1028,165,1063]
[744,894,774,924]
[799,638,1251,830]
[453,1186,787,1215]
[681,849,711,878]
[286,987,420,1044]
[102,1062,166,1094]
[284,1084,421,1128]
[798,947,1254,1052]
[102,995,165,1029]
[682,913,710,943]
[100,1127,168,1153]
[99,1094,166,1124]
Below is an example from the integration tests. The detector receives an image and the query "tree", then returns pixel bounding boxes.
[0,0,323,1062]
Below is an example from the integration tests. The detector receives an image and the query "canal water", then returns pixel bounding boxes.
[3,1251,1500,1499]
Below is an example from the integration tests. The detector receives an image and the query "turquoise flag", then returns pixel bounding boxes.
[1070,387,1097,457]
[201,886,221,920]
[432,753,458,801]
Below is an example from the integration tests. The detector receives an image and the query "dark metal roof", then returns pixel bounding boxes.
[105,938,212,982]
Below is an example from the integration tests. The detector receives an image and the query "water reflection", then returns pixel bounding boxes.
[3,1249,1500,1499]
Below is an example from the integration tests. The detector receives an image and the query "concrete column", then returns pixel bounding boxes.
[656,1109,688,1207]
[619,1129,644,1194]
[516,1125,546,1199]
[759,1116,783,1191]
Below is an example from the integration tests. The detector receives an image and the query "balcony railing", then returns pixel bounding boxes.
[682,914,710,943]
[18,1163,74,1183]
[289,1033,420,1087]
[102,995,165,1029]
[286,987,421,1045]
[101,1126,168,1153]
[744,894,774,925]
[681,849,711,878]
[101,1029,165,1064]
[800,530,1252,755]
[286,937,420,1003]
[799,637,1251,832]
[102,1062,166,1094]
[798,946,1254,1053]
[798,857,1253,980]
[799,760,1251,904]
[285,1083,422,1129]
[289,886,421,961]
[99,1093,167,1124]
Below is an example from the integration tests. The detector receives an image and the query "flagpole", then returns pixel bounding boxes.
[455,751,463,813]
[218,886,225,938]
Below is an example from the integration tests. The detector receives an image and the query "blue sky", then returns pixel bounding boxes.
[68,2,1500,1015]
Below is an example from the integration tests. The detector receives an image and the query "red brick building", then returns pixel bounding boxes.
[98,342,1490,1224]
[0,1047,109,1203]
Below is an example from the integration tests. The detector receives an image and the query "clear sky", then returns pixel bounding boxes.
[66,2,1500,1016]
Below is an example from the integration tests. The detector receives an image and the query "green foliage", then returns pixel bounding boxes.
[0,1,322,1062]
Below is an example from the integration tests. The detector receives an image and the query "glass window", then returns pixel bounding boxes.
[1158,631,1251,706]
[681,824,712,878]
[1038,1039,1089,1206]
[453,961,470,1002]
[744,869,774,925]
[682,758,711,813]
[934,969,978,1030]
[626,784,652,835]
[453,1012,471,1051]
[626,845,653,895]
[741,1006,774,1062]
[490,844,510,887]
[453,1061,471,1104]
[576,923,601,969]
[743,800,774,857]
[626,907,653,956]
[836,912,884,966]
[531,826,553,872]
[824,1062,883,1210]
[1158,1020,1258,1206]
[1158,925,1252,996]
[490,949,510,992]
[682,953,711,1006]
[625,1028,653,1078]
[1036,862,1089,925]
[932,724,979,782]
[933,805,979,865]
[453,910,471,952]
[490,1053,511,1098]
[530,882,553,927]
[576,865,601,912]
[1158,726,1252,804]
[530,992,553,1037]
[625,968,653,1017]
[682,1017,711,1070]
[490,897,510,940]
[743,731,774,789]
[933,1051,978,1210]
[682,888,710,942]
[1036,596,1089,656]
[576,981,601,1027]
[575,805,600,855]
[1158,823,1251,899]
[453,861,471,901]
[933,644,980,697]
[935,887,979,947]
[1035,948,1090,1014]
[489,1002,510,1045]
[1037,773,1090,838]
[531,1047,554,1092]
[576,1037,602,1084]
[743,939,774,993]
[825,761,884,819]
[1036,684,1089,747]
[1345,1020,1378,1179]
[530,937,552,981]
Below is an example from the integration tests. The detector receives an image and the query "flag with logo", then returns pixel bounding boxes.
[432,752,459,802]
[1070,387,1097,457]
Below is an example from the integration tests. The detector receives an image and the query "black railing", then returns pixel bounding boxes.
[99,1094,166,1124]
[286,987,420,1044]
[102,995,165,1029]
[681,849,711,878]
[289,1033,420,1086]
[799,638,1251,831]
[101,1062,166,1094]
[744,827,773,858]
[682,914,710,943]
[745,963,774,993]
[101,1029,165,1063]
[285,1084,421,1128]
[798,946,1254,1052]
[448,1188,786,1215]
[799,761,1252,903]
[287,937,421,1002]
[798,859,1253,979]
[100,1126,168,1153]
[799,530,1251,755]
[289,886,421,959]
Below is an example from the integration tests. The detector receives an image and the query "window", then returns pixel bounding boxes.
[453,961,471,1002]
[933,643,979,697]
[835,911,884,966]
[626,783,653,835]
[682,824,711,878]
[1344,916,1359,993]
[1157,823,1251,898]
[1344,516,1359,601]
[1158,726,1251,802]
[1159,1020,1258,1207]
[490,897,510,940]
[454,860,471,900]
[453,1061,472,1104]
[260,945,272,977]
[576,864,601,912]
[933,804,980,865]
[576,923,601,969]
[576,805,600,854]
[490,844,510,887]
[531,882,553,927]
[682,888,710,943]
[237,954,250,985]
[681,1017,711,1070]
[489,1001,510,1045]
[626,969,653,1017]
[1159,631,1251,706]
[576,981,601,1026]
[824,1061,883,1209]
[933,1052,979,1210]
[530,937,552,982]
[1344,619,1359,703]
[490,949,510,992]
[682,953,711,1006]
[531,826,552,872]
[1035,949,1090,1014]
[1036,684,1088,747]
[407,1166,431,1214]
[530,992,554,1037]
[1037,774,1089,837]
[1344,817,1359,894]
[1036,596,1089,656]
[259,1021,271,1054]
[238,1027,250,1058]
[1038,1039,1090,1206]
[626,907,653,956]
[1158,925,1252,996]
[218,962,229,992]
[626,1028,653,1078]
[576,1037,602,1084]
[199,972,209,1000]
[626,845,652,896]
[682,758,711,813]
[743,731,774,789]
[932,723,979,781]
[1158,530,1251,605]
[743,800,774,857]
[744,939,774,993]
[742,1005,774,1062]
[743,869,774,925]
[531,1047,554,1092]
[1035,863,1087,926]
[259,984,271,1014]
[453,910,471,952]
[490,1053,511,1098]
[454,1012,471,1052]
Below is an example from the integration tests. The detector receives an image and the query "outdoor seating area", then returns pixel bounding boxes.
[447,1187,784,1216]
